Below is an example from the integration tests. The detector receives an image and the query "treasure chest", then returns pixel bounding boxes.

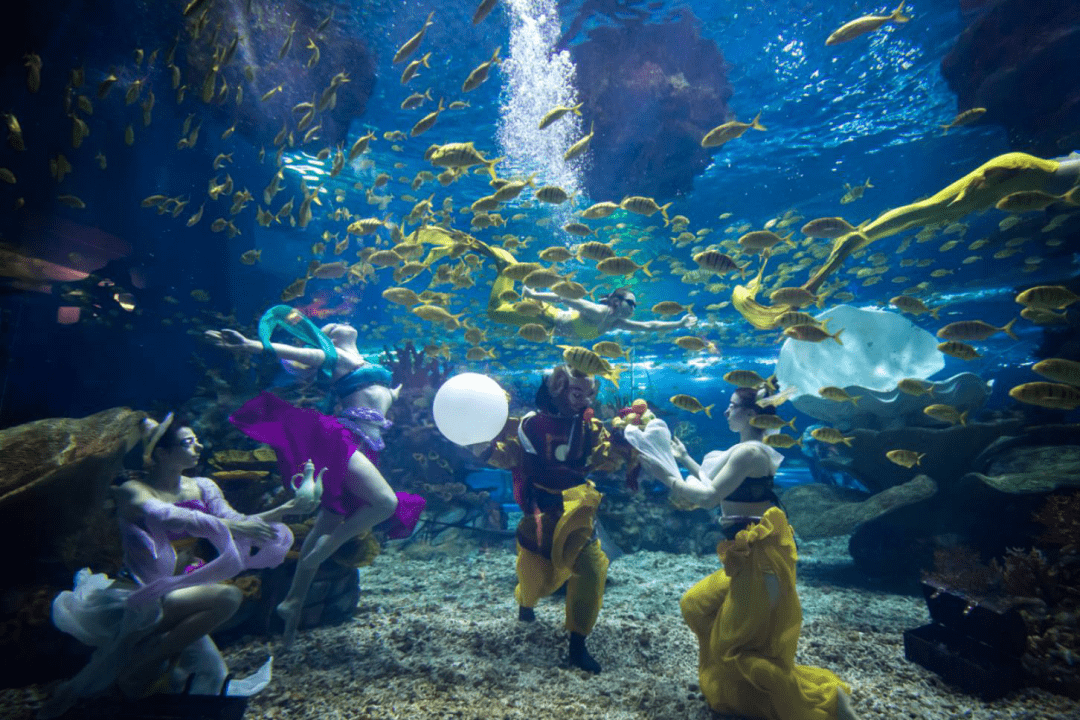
[903,578,1028,700]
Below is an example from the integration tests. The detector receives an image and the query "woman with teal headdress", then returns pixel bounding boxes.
[206,308,425,650]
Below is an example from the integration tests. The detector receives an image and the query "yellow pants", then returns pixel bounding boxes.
[681,507,850,719]
[514,484,608,636]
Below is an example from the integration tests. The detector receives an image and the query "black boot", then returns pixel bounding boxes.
[569,631,601,674]
[518,605,535,622]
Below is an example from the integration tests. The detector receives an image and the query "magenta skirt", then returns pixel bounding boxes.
[229,391,424,538]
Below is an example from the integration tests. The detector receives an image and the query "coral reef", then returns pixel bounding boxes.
[941,0,1080,155]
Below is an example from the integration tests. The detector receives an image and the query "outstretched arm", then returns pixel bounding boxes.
[615,314,696,333]
[521,287,605,314]
[205,328,326,368]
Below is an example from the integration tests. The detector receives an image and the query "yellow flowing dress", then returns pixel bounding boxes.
[680,507,851,719]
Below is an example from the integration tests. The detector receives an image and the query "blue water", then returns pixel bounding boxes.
[0,0,1076,452]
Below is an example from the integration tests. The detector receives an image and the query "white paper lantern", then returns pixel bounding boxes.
[432,373,509,446]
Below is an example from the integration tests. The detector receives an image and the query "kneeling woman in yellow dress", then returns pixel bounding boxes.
[625,387,860,720]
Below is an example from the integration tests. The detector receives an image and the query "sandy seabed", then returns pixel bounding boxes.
[5,534,1079,720]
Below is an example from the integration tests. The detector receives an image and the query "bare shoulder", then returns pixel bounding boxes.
[729,443,776,475]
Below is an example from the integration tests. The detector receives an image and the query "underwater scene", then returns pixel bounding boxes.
[1,0,1079,718]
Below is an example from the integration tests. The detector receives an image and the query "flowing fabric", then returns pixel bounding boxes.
[622,419,681,483]
[43,478,290,718]
[680,507,851,720]
[229,391,424,537]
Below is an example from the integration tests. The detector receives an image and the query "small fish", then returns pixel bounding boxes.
[190,289,211,302]
[1008,382,1080,410]
[723,370,772,389]
[620,195,671,223]
[674,336,712,353]
[538,102,583,130]
[923,404,968,426]
[466,346,496,361]
[279,20,297,60]
[818,386,859,405]
[187,203,205,227]
[671,394,712,417]
[212,152,233,170]
[764,434,801,449]
[840,179,873,204]
[24,53,42,93]
[558,345,621,387]
[393,11,435,64]
[701,111,766,148]
[472,0,499,25]
[597,256,652,277]
[810,427,854,447]
[306,38,321,68]
[57,194,86,209]
[890,295,939,319]
[652,301,693,317]
[400,52,432,85]
[785,324,843,345]
[281,278,308,302]
[592,341,630,361]
[1015,285,1079,310]
[826,2,910,45]
[937,340,980,360]
[885,449,924,469]
[995,190,1062,214]
[1031,358,1080,388]
[563,122,594,162]
[936,319,1018,342]
[800,217,857,239]
[240,249,262,265]
[462,46,501,93]
[748,415,796,432]
[941,108,987,134]
[261,84,284,102]
[896,378,934,397]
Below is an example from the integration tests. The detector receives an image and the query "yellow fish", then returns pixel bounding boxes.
[810,427,854,447]
[701,111,766,148]
[885,449,924,468]
[818,386,859,405]
[558,345,621,387]
[826,2,910,45]
[670,394,712,417]
[923,404,967,426]
[1008,382,1080,410]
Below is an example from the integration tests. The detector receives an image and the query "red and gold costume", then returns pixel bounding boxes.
[487,408,623,636]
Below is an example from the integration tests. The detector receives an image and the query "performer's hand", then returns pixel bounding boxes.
[206,328,252,350]
[227,518,278,542]
[671,436,689,461]
[680,314,698,328]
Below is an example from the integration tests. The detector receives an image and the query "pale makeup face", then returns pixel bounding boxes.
[161,427,203,469]
[321,323,358,347]
[724,391,755,434]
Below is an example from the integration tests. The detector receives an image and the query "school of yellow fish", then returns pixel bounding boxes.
[4,1,1079,473]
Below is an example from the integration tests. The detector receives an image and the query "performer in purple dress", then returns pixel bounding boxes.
[207,308,424,649]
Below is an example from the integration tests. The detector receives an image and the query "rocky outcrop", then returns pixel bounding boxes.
[566,13,733,201]
[0,407,144,582]
[783,475,937,541]
[818,419,1024,494]
[941,0,1080,154]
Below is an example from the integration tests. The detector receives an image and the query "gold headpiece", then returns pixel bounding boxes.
[142,412,175,468]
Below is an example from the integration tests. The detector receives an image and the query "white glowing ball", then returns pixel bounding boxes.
[433,373,509,446]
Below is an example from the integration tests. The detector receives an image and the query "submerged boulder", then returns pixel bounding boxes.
[566,13,733,201]
[783,475,937,541]
[0,407,143,582]
[941,0,1080,155]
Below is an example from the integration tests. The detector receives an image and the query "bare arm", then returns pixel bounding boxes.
[614,314,696,333]
[521,287,604,314]
[669,445,773,511]
[205,328,326,368]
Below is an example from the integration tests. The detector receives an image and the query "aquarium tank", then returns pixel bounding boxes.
[1,1,1078,718]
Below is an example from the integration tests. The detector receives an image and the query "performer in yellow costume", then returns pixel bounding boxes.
[626,386,860,719]
[734,151,1080,329]
[479,364,624,673]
